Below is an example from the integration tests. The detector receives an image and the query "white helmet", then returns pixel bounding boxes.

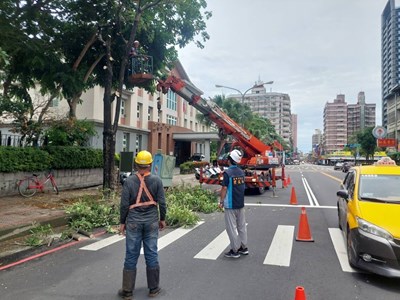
[229,149,242,163]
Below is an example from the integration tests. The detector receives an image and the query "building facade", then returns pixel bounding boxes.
[0,61,215,164]
[291,114,298,152]
[323,93,376,154]
[347,91,376,137]
[323,94,348,153]
[381,0,400,145]
[227,81,292,146]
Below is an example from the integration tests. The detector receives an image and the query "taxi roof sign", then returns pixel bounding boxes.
[374,157,396,166]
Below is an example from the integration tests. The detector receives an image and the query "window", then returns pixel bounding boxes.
[50,97,60,107]
[121,100,125,117]
[137,103,142,119]
[148,107,153,121]
[167,115,177,125]
[167,90,177,111]
[123,133,129,152]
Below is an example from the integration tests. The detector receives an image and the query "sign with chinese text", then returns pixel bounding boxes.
[377,138,397,148]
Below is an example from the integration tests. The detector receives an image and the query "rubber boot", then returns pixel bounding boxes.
[118,269,136,300]
[146,266,161,297]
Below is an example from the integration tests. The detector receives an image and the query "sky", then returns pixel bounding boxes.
[177,0,388,153]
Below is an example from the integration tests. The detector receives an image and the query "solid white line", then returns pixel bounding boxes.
[245,203,336,209]
[194,230,230,260]
[141,221,205,254]
[302,176,314,206]
[80,234,125,251]
[328,228,357,273]
[302,176,320,206]
[264,225,294,267]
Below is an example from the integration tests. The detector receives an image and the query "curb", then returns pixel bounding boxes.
[0,214,69,243]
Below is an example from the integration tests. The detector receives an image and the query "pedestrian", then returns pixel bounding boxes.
[118,150,167,299]
[218,149,249,258]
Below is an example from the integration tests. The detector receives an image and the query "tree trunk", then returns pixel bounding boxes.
[102,39,115,194]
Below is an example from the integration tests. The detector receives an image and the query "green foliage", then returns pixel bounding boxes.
[165,185,218,227]
[24,223,53,247]
[0,146,52,172]
[211,94,287,149]
[45,119,97,146]
[356,127,376,160]
[0,145,103,172]
[44,146,103,169]
[65,196,120,231]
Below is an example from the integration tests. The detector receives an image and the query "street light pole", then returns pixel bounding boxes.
[215,81,274,126]
[216,80,273,105]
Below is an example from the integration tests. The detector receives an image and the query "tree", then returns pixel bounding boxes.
[356,127,376,160]
[1,0,211,191]
[99,0,211,191]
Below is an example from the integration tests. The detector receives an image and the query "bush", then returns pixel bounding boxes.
[44,146,103,169]
[0,146,52,172]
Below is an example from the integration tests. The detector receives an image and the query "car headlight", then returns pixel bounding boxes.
[357,217,394,242]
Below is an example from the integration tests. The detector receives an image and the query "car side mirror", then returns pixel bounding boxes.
[337,189,349,200]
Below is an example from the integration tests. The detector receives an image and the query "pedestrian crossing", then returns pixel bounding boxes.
[79,222,357,274]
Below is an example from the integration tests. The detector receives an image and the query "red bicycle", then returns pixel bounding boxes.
[18,170,59,197]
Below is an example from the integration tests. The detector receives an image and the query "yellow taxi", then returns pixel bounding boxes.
[337,157,400,277]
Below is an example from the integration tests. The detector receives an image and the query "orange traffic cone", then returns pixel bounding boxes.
[290,186,298,205]
[296,207,314,242]
[294,286,307,300]
[288,175,291,185]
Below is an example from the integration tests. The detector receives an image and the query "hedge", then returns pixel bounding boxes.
[0,146,103,172]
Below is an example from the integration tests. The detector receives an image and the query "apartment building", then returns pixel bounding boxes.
[347,92,376,138]
[323,93,376,154]
[323,94,348,153]
[226,81,292,146]
[381,0,400,142]
[312,129,323,150]
[291,114,298,152]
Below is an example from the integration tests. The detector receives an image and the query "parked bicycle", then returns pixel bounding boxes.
[17,170,59,197]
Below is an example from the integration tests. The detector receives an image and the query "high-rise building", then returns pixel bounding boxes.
[323,93,376,154]
[291,114,298,152]
[312,129,323,149]
[226,81,292,146]
[347,92,376,137]
[381,0,400,143]
[323,94,348,153]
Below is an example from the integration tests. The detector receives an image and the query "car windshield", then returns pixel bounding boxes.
[359,175,400,202]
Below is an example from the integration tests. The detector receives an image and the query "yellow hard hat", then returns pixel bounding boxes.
[135,150,153,165]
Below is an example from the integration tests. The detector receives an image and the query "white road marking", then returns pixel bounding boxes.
[328,228,357,273]
[141,221,205,254]
[80,234,125,251]
[302,175,320,206]
[245,203,336,209]
[264,225,294,267]
[194,230,230,260]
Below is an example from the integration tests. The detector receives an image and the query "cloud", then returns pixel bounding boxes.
[178,0,387,152]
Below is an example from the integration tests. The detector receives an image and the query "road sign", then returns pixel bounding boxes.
[372,126,387,139]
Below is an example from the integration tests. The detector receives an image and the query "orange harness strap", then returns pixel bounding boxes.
[129,172,157,210]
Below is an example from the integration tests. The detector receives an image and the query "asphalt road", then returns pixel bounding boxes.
[1,164,400,300]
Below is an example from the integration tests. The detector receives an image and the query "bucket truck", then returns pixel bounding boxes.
[156,75,285,194]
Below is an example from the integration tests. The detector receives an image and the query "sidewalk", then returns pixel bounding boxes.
[0,170,214,262]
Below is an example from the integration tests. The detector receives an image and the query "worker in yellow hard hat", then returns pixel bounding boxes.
[118,150,166,298]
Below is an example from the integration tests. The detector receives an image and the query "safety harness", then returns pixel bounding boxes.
[129,172,157,210]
